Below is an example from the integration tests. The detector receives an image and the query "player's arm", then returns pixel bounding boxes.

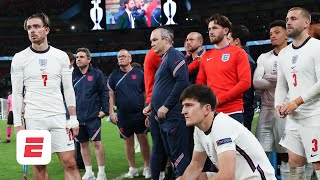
[195,56,207,84]
[188,60,200,73]
[274,56,288,118]
[181,151,207,180]
[97,70,109,118]
[10,54,25,133]
[61,53,79,136]
[218,50,251,105]
[159,55,188,118]
[209,151,236,180]
[253,55,275,89]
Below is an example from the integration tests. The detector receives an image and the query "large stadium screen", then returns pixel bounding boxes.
[105,0,162,30]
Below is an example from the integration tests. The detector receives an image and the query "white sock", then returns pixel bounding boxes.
[305,163,314,180]
[315,169,320,179]
[98,166,105,174]
[280,161,290,180]
[85,166,93,173]
[290,166,306,180]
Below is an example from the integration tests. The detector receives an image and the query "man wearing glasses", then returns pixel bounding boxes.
[108,49,151,178]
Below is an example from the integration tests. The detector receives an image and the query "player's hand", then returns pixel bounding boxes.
[281,101,298,115]
[276,105,286,118]
[71,126,79,138]
[98,111,106,119]
[143,104,152,116]
[14,125,25,135]
[145,117,149,127]
[157,106,169,119]
[110,113,118,124]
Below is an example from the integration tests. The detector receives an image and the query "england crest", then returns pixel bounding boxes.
[131,74,137,80]
[87,75,93,81]
[292,55,298,64]
[39,59,47,67]
[221,54,230,62]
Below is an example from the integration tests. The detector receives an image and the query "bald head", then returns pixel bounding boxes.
[185,32,203,53]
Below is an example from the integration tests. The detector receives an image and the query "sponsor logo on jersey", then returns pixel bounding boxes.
[87,75,93,81]
[39,59,47,67]
[216,137,232,146]
[292,55,298,64]
[132,74,137,80]
[221,54,230,62]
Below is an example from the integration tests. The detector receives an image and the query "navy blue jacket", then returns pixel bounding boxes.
[151,47,189,113]
[73,65,109,124]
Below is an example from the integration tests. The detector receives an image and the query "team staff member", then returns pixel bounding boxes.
[108,49,151,178]
[148,26,192,179]
[73,48,109,180]
[143,48,169,180]
[180,84,276,180]
[196,14,251,123]
[11,13,81,180]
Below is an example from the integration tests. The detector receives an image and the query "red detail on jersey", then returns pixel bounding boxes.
[144,48,162,103]
[312,139,318,152]
[132,74,137,80]
[87,75,93,81]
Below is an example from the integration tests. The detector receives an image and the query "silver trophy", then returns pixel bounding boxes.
[90,0,104,30]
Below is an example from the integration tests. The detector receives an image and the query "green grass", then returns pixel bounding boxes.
[0,119,149,180]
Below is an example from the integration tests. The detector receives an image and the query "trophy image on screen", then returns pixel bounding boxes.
[163,0,177,25]
[90,0,104,30]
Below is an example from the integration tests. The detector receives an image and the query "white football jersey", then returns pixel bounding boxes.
[194,113,276,180]
[253,50,278,108]
[275,37,320,122]
[11,46,72,119]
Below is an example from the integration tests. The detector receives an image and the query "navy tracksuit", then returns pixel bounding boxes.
[151,47,192,178]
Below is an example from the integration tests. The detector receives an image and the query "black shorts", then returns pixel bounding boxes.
[117,112,148,139]
[76,119,101,142]
[7,111,13,125]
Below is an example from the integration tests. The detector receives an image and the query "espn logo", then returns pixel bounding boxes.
[16,130,51,165]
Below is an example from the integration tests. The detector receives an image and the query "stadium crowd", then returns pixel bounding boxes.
[4,5,320,180]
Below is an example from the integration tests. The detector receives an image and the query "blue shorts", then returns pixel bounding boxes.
[158,117,192,177]
[76,119,101,142]
[117,112,148,139]
[229,113,244,124]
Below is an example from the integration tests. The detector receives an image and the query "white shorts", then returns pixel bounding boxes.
[279,116,320,163]
[255,108,286,153]
[25,114,74,153]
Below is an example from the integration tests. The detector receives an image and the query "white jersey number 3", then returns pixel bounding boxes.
[292,73,297,87]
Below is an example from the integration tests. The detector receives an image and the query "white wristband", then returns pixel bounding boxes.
[67,116,79,129]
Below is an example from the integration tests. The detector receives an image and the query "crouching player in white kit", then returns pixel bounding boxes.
[11,13,81,180]
[180,84,276,180]
[275,7,320,180]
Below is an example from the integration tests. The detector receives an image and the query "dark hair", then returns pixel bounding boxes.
[131,62,142,69]
[76,47,91,58]
[24,13,50,30]
[269,20,286,30]
[311,12,320,25]
[66,52,75,62]
[206,14,232,31]
[229,24,250,46]
[180,84,217,111]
